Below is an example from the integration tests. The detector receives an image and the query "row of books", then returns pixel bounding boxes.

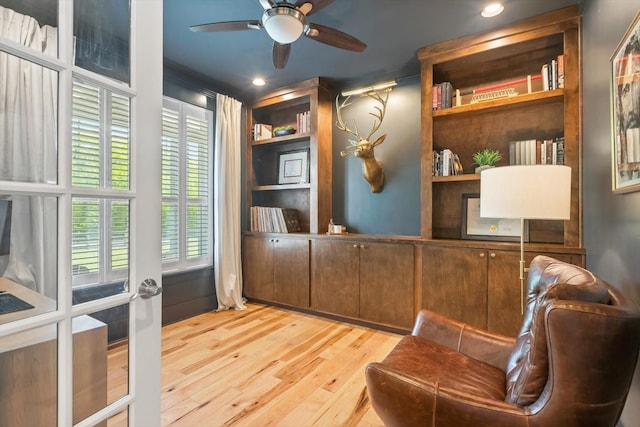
[508,137,565,166]
[432,82,453,110]
[253,123,273,141]
[433,148,463,176]
[250,206,301,233]
[296,111,311,134]
[541,54,565,91]
[431,54,564,109]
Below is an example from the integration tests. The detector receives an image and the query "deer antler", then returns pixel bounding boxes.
[335,95,361,146]
[364,90,389,142]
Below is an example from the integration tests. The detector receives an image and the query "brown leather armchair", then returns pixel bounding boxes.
[365,255,640,427]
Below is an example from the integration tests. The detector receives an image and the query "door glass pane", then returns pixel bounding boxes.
[108,407,128,427]
[0,51,58,184]
[0,325,58,425]
[73,305,128,425]
[0,0,58,57]
[73,0,130,83]
[0,194,57,324]
[72,197,129,297]
[72,80,130,190]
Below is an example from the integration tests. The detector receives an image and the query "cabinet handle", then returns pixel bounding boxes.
[490,252,496,258]
[353,244,359,248]
[479,252,485,257]
[360,244,365,249]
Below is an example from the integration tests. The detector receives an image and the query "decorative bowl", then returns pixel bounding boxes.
[274,128,296,136]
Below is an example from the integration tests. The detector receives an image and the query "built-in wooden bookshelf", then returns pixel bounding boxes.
[419,6,582,248]
[244,77,332,234]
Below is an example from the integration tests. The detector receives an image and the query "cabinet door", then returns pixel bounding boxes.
[486,250,522,337]
[359,243,415,329]
[422,246,488,329]
[273,239,310,307]
[487,251,576,337]
[242,236,274,301]
[311,240,359,317]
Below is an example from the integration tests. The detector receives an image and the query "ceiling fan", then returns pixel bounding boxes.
[189,0,367,69]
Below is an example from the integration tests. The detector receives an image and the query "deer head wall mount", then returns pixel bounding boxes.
[336,89,389,193]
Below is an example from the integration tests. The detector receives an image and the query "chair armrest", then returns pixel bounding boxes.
[412,309,516,371]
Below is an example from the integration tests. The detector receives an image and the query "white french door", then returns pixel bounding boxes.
[0,0,162,426]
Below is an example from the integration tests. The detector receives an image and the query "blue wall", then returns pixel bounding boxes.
[332,75,422,236]
[581,0,640,425]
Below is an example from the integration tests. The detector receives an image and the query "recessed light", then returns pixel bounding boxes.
[482,3,504,18]
[252,78,266,86]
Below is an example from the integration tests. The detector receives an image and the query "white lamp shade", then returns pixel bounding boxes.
[480,165,571,220]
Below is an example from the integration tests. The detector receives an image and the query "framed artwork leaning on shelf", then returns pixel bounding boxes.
[611,9,640,193]
[461,193,528,241]
[278,149,309,184]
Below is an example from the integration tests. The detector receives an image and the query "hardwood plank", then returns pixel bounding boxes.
[107,302,403,426]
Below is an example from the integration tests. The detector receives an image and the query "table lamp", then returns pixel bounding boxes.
[480,165,571,313]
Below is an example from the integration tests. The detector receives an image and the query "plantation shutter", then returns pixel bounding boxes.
[185,114,209,259]
[161,107,180,263]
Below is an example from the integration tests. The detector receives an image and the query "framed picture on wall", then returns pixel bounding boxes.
[610,10,640,193]
[461,193,528,241]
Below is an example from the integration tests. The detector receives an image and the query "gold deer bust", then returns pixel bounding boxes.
[336,89,389,193]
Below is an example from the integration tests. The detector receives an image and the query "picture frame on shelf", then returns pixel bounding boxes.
[610,10,640,194]
[278,149,309,185]
[461,193,528,241]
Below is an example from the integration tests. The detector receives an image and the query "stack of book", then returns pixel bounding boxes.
[541,54,565,91]
[250,206,301,233]
[433,148,463,176]
[296,111,311,133]
[432,82,453,110]
[508,137,565,165]
[253,123,272,141]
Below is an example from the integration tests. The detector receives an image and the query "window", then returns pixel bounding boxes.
[161,98,213,271]
[71,79,131,288]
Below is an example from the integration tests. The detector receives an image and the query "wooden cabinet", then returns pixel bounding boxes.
[422,243,585,337]
[245,77,332,234]
[243,236,310,307]
[418,6,582,248]
[359,242,415,329]
[421,245,488,329]
[311,239,415,329]
[310,240,360,317]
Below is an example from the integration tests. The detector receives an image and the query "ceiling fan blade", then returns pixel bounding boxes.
[295,0,335,16]
[258,0,276,10]
[305,23,366,52]
[273,42,291,69]
[189,20,262,32]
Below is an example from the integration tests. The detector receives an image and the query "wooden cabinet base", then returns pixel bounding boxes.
[0,315,107,426]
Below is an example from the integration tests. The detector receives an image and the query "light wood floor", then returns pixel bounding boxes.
[108,302,403,426]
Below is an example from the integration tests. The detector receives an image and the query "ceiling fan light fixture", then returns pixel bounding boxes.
[262,7,305,44]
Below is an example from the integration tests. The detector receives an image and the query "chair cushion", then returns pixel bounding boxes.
[505,256,610,406]
[376,335,506,401]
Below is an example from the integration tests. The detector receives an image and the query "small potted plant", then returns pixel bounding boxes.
[472,148,502,173]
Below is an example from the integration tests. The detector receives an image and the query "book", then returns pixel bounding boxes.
[253,123,272,140]
[541,64,550,91]
[250,206,300,233]
[557,54,565,88]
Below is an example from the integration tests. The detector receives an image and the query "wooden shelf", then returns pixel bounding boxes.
[432,174,480,182]
[252,183,311,191]
[433,89,563,118]
[251,132,311,146]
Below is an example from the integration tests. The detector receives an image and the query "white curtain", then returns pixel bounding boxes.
[0,6,58,297]
[214,94,246,311]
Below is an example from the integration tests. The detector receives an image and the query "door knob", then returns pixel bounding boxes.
[131,278,162,300]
